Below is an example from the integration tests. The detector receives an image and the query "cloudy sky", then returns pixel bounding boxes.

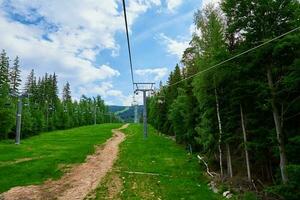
[0,0,216,106]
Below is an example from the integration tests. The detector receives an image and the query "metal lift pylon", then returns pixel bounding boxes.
[134,83,155,138]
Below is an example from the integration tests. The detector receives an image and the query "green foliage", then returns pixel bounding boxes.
[266,165,300,200]
[9,56,21,95]
[241,192,258,200]
[0,50,14,139]
[168,88,189,142]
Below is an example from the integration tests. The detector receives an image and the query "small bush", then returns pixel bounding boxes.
[241,192,258,200]
[266,164,300,200]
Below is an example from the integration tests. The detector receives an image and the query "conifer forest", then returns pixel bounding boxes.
[0,50,119,139]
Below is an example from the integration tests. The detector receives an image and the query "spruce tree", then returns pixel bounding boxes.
[63,82,72,102]
[0,50,14,139]
[9,56,21,96]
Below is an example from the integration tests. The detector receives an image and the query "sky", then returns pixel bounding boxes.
[0,0,218,106]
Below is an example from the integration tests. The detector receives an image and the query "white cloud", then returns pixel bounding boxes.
[189,24,202,37]
[166,0,184,12]
[134,10,193,42]
[135,67,168,81]
[79,49,98,61]
[76,82,141,106]
[77,82,114,98]
[158,33,189,59]
[106,90,141,106]
[125,0,161,29]
[0,0,160,104]
[202,0,220,8]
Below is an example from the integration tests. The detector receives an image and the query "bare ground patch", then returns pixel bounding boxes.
[106,173,122,200]
[85,170,123,200]
[1,124,128,200]
[0,157,44,168]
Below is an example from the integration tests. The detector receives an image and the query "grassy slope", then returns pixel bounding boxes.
[94,124,222,200]
[0,123,121,193]
[115,107,129,115]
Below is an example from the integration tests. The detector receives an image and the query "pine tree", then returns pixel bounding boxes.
[61,82,72,128]
[0,50,10,96]
[0,50,14,139]
[168,88,190,143]
[9,56,21,96]
[63,82,72,102]
[24,69,36,96]
[192,4,229,178]
[21,97,33,137]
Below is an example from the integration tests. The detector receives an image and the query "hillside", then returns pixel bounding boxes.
[108,105,143,122]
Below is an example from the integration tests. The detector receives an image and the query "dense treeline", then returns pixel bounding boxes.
[0,50,119,140]
[148,0,300,199]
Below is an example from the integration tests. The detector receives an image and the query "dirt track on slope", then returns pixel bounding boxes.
[1,124,128,200]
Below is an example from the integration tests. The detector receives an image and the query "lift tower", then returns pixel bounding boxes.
[132,98,138,123]
[134,83,155,138]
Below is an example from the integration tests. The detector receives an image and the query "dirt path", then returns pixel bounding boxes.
[1,124,128,200]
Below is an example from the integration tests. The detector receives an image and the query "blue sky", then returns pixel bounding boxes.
[0,0,216,105]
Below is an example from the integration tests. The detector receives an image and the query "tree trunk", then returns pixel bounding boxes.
[226,143,233,178]
[215,87,223,177]
[240,104,251,182]
[267,67,288,184]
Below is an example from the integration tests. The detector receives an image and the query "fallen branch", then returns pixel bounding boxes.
[197,155,215,177]
[252,179,258,192]
[257,179,265,188]
[115,170,172,177]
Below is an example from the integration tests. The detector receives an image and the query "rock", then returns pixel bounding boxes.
[223,191,230,197]
[223,191,232,199]
[208,181,219,193]
[212,187,219,193]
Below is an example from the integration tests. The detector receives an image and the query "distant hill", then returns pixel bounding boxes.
[108,105,143,122]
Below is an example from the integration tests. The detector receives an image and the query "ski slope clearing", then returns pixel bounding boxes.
[2,124,128,200]
[92,124,222,200]
[0,124,121,194]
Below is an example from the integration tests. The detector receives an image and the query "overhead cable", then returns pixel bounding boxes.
[122,0,135,92]
[168,26,300,87]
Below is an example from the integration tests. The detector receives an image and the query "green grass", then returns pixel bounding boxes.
[0,123,122,193]
[94,124,222,200]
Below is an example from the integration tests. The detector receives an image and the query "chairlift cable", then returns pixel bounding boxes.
[122,0,135,93]
[167,26,300,88]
